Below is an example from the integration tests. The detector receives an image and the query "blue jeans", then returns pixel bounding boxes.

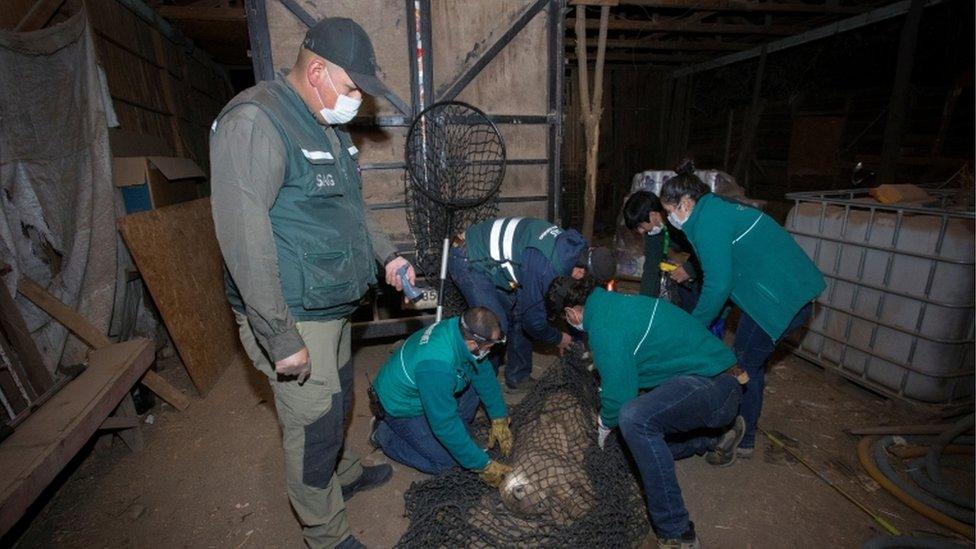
[374,386,480,475]
[618,374,742,539]
[733,303,813,448]
[448,247,532,387]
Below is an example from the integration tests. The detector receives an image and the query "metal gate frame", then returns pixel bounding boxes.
[242,0,566,338]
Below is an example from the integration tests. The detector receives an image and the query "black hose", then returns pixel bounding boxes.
[873,437,975,524]
[925,414,975,486]
[907,458,974,510]
[862,535,970,549]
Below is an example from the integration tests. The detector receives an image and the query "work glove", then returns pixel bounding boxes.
[478,460,513,488]
[487,417,514,457]
[597,417,612,450]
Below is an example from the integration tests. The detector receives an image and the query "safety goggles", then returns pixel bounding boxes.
[461,316,506,347]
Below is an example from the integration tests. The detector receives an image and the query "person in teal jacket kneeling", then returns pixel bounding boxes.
[659,167,825,457]
[546,276,747,549]
[371,307,514,487]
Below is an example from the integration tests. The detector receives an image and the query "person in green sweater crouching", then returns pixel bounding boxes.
[545,276,748,549]
[370,307,514,488]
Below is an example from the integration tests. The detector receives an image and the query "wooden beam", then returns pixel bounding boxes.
[614,0,867,14]
[568,37,753,51]
[568,17,802,34]
[0,270,51,396]
[673,0,946,76]
[570,0,618,5]
[568,52,712,63]
[576,4,610,240]
[140,370,190,411]
[17,277,190,411]
[156,5,245,22]
[879,0,925,183]
[14,0,65,32]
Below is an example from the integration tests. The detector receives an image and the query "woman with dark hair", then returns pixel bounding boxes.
[659,168,825,458]
[623,190,700,312]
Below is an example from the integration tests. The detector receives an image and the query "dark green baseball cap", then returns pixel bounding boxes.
[302,17,390,98]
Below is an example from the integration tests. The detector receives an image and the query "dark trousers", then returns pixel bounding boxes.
[618,374,742,539]
[733,303,813,448]
[448,247,533,387]
[373,386,480,475]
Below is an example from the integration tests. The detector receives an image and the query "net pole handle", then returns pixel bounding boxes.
[436,235,450,322]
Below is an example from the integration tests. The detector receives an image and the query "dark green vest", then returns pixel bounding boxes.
[215,75,375,320]
[464,217,564,289]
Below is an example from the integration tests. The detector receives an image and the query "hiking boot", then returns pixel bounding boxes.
[657,522,702,549]
[705,415,746,467]
[736,446,755,459]
[504,377,537,395]
[341,464,392,501]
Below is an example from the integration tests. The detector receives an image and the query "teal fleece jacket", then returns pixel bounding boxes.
[681,193,825,340]
[373,317,507,470]
[583,288,736,428]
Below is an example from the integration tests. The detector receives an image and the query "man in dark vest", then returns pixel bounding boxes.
[210,17,413,549]
[448,217,616,393]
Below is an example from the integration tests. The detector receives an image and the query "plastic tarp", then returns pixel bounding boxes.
[613,169,748,279]
[0,11,119,374]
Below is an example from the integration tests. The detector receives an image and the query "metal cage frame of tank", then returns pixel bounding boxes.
[785,187,975,408]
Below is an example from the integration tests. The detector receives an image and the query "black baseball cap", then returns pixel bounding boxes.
[302,17,390,98]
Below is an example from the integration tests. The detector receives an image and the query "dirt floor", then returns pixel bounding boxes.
[6,338,972,549]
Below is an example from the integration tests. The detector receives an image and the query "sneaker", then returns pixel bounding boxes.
[736,446,755,459]
[503,377,537,395]
[657,522,701,549]
[368,417,380,451]
[705,415,746,467]
[341,464,392,501]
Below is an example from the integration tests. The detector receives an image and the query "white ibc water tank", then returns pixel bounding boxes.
[786,190,974,407]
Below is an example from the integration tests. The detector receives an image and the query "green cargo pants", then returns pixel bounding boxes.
[235,312,363,548]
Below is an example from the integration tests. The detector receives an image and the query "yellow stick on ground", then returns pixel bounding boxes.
[761,428,901,536]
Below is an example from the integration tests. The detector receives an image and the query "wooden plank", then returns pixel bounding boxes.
[140,370,190,411]
[111,394,144,452]
[569,17,801,34]
[614,0,866,14]
[17,278,112,350]
[567,37,753,51]
[0,273,51,396]
[17,276,189,411]
[0,338,154,536]
[118,199,247,395]
[14,0,65,31]
[99,416,141,430]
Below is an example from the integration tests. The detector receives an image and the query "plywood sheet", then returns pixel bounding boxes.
[118,199,246,394]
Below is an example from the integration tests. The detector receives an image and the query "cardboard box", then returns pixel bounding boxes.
[113,156,205,213]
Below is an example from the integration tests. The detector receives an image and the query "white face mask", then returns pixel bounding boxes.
[668,204,690,229]
[646,225,662,236]
[566,309,584,332]
[474,347,490,361]
[315,67,361,125]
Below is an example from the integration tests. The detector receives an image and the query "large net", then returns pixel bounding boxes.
[396,348,650,548]
[404,101,505,314]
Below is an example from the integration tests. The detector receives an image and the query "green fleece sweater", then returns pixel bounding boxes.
[681,193,826,340]
[373,317,507,470]
[583,288,736,428]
